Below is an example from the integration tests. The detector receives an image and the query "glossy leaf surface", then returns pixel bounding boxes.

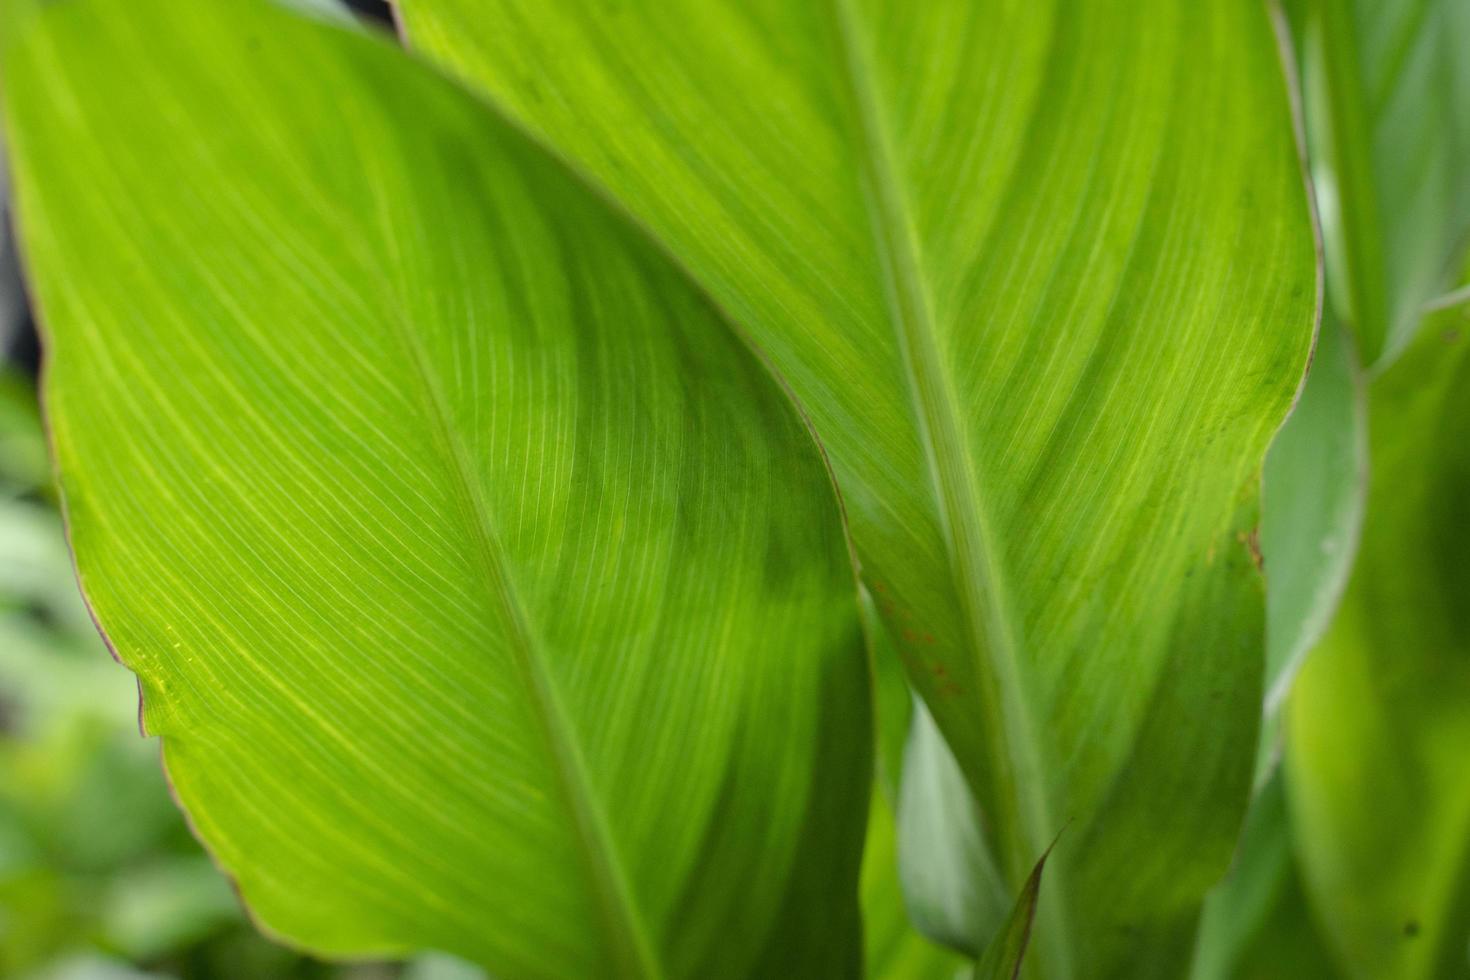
[3,1,871,976]
[398,0,1318,971]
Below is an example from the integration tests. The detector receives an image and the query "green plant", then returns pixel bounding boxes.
[2,0,1467,977]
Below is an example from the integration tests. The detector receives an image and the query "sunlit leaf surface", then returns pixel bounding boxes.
[2,2,871,976]
[398,0,1318,971]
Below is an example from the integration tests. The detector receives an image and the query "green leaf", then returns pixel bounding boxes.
[1285,294,1470,979]
[896,700,1006,957]
[397,0,1317,971]
[861,790,971,980]
[3,1,871,977]
[863,585,915,804]
[400,953,489,980]
[869,583,1001,961]
[1260,311,1366,728]
[973,849,1047,980]
[100,856,243,961]
[0,370,50,498]
[1190,773,1339,980]
[271,0,356,26]
[1290,0,1470,364]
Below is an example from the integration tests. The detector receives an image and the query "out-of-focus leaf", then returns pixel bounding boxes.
[99,856,241,961]
[1291,0,1470,364]
[1190,773,1339,980]
[862,791,971,980]
[271,0,357,25]
[23,956,168,980]
[1285,294,1470,979]
[0,371,48,498]
[4,3,870,979]
[0,153,28,362]
[974,851,1047,980]
[1260,313,1366,725]
[897,701,1006,957]
[0,616,138,734]
[399,953,488,980]
[0,498,94,633]
[397,0,1317,971]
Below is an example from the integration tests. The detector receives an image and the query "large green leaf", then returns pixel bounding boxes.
[397,0,1317,972]
[1291,0,1470,364]
[1284,294,1470,980]
[3,1,871,976]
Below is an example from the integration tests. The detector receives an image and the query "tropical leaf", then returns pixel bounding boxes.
[1284,293,1470,980]
[1290,0,1470,364]
[397,0,1318,971]
[2,2,872,977]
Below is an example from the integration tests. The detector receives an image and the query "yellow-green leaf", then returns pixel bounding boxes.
[2,1,870,976]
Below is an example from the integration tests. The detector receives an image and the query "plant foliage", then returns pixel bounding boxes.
[2,0,1468,977]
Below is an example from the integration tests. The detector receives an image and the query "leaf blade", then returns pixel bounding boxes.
[3,1,871,975]
[395,0,1318,971]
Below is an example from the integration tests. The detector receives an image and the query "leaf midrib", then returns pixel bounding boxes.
[825,0,1066,968]
[362,188,662,975]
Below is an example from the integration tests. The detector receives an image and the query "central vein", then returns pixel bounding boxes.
[826,0,1070,974]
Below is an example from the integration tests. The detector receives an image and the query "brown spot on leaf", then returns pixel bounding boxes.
[1238,527,1263,572]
